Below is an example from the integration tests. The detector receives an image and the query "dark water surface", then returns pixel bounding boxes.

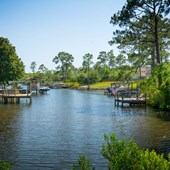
[0,89,170,170]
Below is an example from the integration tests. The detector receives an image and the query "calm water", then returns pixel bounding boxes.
[0,89,170,170]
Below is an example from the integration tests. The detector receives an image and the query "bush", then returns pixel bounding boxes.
[102,133,170,170]
[0,160,13,170]
[101,134,144,170]
[72,155,95,170]
[139,63,170,110]
[68,82,80,89]
[73,133,170,170]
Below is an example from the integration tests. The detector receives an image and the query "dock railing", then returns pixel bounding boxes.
[115,90,146,107]
[0,88,32,104]
[1,89,19,96]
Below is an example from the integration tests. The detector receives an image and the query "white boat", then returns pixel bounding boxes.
[39,86,50,93]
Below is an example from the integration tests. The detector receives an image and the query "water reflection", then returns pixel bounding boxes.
[0,105,22,162]
[0,89,170,169]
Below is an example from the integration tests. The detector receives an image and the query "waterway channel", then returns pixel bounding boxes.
[0,89,170,170]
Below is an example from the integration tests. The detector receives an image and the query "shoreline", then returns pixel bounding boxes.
[78,86,106,90]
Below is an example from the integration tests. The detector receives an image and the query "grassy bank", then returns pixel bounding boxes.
[67,81,112,90]
[89,81,111,89]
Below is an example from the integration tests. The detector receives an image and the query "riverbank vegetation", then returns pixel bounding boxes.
[0,160,13,170]
[72,133,170,170]
[0,37,24,85]
[139,63,170,110]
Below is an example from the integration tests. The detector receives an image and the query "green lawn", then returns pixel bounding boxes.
[66,81,113,89]
[90,81,112,89]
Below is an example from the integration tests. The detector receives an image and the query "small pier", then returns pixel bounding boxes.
[0,81,32,104]
[0,89,32,104]
[115,91,146,107]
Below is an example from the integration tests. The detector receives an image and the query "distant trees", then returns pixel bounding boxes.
[82,53,93,88]
[108,50,116,69]
[30,61,37,73]
[0,37,24,84]
[38,64,47,73]
[96,50,117,81]
[53,52,74,82]
[97,51,108,67]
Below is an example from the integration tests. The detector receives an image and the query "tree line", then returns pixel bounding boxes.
[29,50,134,86]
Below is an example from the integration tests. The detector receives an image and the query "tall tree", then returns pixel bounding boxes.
[30,61,37,73]
[97,51,108,67]
[38,64,47,73]
[110,0,170,65]
[108,50,116,69]
[53,52,74,82]
[93,61,103,81]
[0,37,24,84]
[116,54,127,67]
[82,53,93,88]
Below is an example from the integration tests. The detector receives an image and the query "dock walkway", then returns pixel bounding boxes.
[0,89,32,104]
[115,91,146,107]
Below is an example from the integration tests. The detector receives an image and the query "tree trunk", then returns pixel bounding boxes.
[154,15,161,64]
[151,49,155,71]
[154,12,162,88]
[87,66,90,90]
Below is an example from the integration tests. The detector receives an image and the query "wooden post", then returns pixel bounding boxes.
[30,96,32,104]
[121,93,124,107]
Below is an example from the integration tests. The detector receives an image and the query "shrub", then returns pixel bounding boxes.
[101,133,170,170]
[0,160,13,170]
[139,63,170,110]
[101,134,144,170]
[68,82,80,89]
[73,133,170,170]
[72,155,95,170]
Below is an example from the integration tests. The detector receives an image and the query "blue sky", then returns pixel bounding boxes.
[0,0,126,72]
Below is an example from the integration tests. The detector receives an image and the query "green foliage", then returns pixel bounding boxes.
[101,67,110,81]
[53,51,74,82]
[108,69,119,81]
[73,133,170,170]
[68,82,80,89]
[0,160,13,170]
[101,134,144,170]
[101,133,170,170]
[88,69,98,84]
[82,53,94,87]
[82,53,93,72]
[90,81,111,89]
[143,150,170,170]
[38,64,47,73]
[72,155,95,170]
[0,37,25,84]
[109,0,170,79]
[97,51,108,67]
[116,65,134,82]
[77,72,87,85]
[30,61,37,73]
[139,63,170,110]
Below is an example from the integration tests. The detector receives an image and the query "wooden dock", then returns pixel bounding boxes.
[115,91,146,107]
[0,89,32,104]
